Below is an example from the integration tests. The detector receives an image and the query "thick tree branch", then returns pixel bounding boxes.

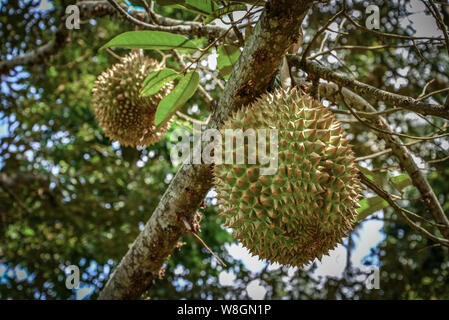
[288,56,449,120]
[98,0,315,300]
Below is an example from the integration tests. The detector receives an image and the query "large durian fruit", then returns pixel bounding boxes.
[92,52,172,147]
[213,88,363,267]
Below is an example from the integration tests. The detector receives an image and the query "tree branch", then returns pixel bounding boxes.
[98,0,315,300]
[171,50,214,107]
[288,56,449,120]
[0,19,70,74]
[359,173,449,247]
[303,80,449,240]
[78,1,238,43]
[0,0,239,75]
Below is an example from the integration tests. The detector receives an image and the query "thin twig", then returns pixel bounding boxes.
[427,154,449,164]
[343,12,444,41]
[359,173,449,247]
[418,87,449,101]
[171,50,214,107]
[181,217,226,267]
[338,87,449,141]
[175,111,208,126]
[301,9,344,64]
[106,48,122,60]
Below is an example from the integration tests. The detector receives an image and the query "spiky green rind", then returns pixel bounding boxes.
[213,88,362,267]
[92,52,172,147]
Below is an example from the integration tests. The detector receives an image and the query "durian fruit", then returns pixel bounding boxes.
[213,88,362,267]
[92,52,172,147]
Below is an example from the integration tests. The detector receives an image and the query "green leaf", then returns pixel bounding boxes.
[141,68,181,97]
[218,65,234,79]
[176,37,209,53]
[180,0,218,15]
[100,31,199,51]
[390,173,412,192]
[23,227,35,236]
[203,4,247,25]
[356,196,389,221]
[155,71,200,126]
[217,45,240,69]
[217,44,240,79]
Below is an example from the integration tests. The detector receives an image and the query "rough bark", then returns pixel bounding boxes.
[288,57,449,120]
[98,0,315,300]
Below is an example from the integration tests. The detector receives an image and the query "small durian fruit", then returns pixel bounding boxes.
[213,88,362,267]
[92,52,172,147]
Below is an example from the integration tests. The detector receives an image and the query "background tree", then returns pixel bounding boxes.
[0,0,448,299]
